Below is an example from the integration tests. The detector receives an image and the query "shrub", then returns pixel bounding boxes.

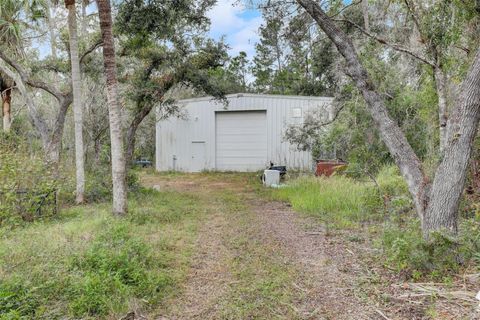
[84,166,112,203]
[376,165,409,196]
[0,220,175,319]
[0,281,42,319]
[80,166,141,204]
[375,165,413,217]
[381,222,465,279]
[0,134,57,226]
[0,186,199,319]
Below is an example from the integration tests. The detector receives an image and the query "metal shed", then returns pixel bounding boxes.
[155,93,333,172]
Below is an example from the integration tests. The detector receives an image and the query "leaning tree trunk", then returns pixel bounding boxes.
[125,103,154,167]
[296,0,428,221]
[0,58,71,172]
[44,95,72,173]
[66,0,85,204]
[96,0,127,215]
[297,0,480,238]
[2,86,12,132]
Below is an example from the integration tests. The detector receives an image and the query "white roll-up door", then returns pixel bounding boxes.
[215,111,267,171]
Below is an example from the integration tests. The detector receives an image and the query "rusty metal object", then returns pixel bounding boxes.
[315,159,348,177]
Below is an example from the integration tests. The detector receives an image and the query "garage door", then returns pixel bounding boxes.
[216,111,267,171]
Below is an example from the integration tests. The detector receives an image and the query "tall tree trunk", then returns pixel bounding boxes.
[433,66,449,154]
[296,0,428,221]
[81,0,88,36]
[274,36,284,94]
[297,0,480,238]
[47,0,57,59]
[66,0,86,204]
[96,0,127,215]
[2,87,12,132]
[423,48,480,236]
[0,91,2,131]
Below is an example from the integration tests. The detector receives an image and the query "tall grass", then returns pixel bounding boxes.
[273,175,383,228]
[272,167,480,280]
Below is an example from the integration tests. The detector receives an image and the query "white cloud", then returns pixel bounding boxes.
[207,0,263,59]
[229,16,262,57]
[208,0,246,34]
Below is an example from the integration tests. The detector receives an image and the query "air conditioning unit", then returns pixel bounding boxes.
[262,169,280,187]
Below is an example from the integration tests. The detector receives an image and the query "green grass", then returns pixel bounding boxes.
[0,172,301,319]
[270,175,383,228]
[0,189,202,319]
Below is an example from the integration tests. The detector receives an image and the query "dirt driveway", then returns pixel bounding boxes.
[140,172,384,320]
[141,172,477,320]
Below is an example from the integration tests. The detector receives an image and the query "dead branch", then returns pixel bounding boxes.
[375,309,392,320]
[398,283,476,304]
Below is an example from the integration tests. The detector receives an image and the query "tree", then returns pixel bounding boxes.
[295,0,480,238]
[45,0,58,59]
[252,5,337,96]
[0,0,45,133]
[228,51,250,92]
[253,8,286,93]
[122,42,228,166]
[83,80,109,166]
[337,1,477,156]
[116,0,228,168]
[0,76,13,133]
[0,39,101,168]
[65,0,85,204]
[96,0,127,215]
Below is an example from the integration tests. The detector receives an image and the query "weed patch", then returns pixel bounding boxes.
[380,217,480,280]
[66,223,174,317]
[271,175,383,228]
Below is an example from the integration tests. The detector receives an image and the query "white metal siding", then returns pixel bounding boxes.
[156,93,333,172]
[191,141,206,172]
[215,111,267,171]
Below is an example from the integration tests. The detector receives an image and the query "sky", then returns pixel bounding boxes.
[34,1,263,60]
[206,0,263,59]
[36,1,354,61]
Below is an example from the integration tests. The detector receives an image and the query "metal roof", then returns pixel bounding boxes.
[177,93,334,103]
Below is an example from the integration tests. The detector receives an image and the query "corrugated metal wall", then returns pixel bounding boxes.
[156,93,333,172]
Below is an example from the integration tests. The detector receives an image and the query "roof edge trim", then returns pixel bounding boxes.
[177,93,334,103]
